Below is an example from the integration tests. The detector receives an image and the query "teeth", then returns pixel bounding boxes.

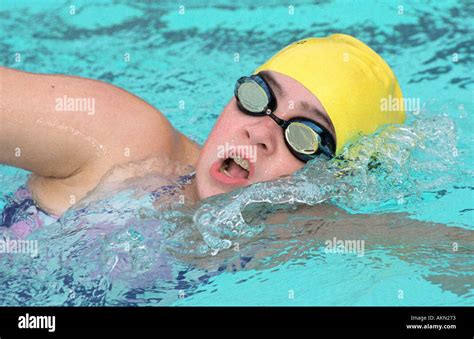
[219,160,232,177]
[218,155,250,178]
[231,156,250,171]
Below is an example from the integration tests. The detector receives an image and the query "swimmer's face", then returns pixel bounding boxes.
[194,70,336,200]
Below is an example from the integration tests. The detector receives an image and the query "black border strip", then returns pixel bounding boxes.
[0,306,472,334]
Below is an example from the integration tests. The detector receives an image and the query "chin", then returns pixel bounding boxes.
[196,179,225,200]
[195,168,222,200]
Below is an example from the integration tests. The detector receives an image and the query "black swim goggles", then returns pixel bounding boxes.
[234,74,336,162]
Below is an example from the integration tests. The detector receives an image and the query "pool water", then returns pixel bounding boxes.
[0,0,473,306]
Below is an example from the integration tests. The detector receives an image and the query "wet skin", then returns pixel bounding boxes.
[0,67,334,215]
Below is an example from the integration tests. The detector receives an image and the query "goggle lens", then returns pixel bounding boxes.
[236,80,269,113]
[285,122,320,155]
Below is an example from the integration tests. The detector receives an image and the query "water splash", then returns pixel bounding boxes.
[169,114,460,256]
[0,114,465,305]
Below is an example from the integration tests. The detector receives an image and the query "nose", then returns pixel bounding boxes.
[244,116,280,155]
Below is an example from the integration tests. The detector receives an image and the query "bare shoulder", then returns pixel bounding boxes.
[0,67,198,215]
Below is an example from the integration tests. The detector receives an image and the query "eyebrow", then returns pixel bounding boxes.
[298,101,333,132]
[259,71,284,97]
[259,71,335,136]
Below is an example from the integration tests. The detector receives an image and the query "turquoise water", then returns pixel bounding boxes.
[0,0,473,306]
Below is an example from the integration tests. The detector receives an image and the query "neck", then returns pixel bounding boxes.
[183,176,200,203]
[176,132,201,202]
[176,132,201,167]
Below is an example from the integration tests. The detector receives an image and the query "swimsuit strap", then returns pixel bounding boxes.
[176,171,196,185]
[1,185,58,238]
[150,171,196,200]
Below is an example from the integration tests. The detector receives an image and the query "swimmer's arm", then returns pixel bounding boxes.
[211,205,472,272]
[0,66,190,214]
[0,66,181,175]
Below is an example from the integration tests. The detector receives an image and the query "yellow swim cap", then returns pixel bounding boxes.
[254,34,405,155]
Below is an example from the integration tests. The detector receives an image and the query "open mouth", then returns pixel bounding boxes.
[219,155,250,179]
[210,153,253,187]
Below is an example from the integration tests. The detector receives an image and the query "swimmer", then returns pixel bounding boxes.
[0,34,405,229]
